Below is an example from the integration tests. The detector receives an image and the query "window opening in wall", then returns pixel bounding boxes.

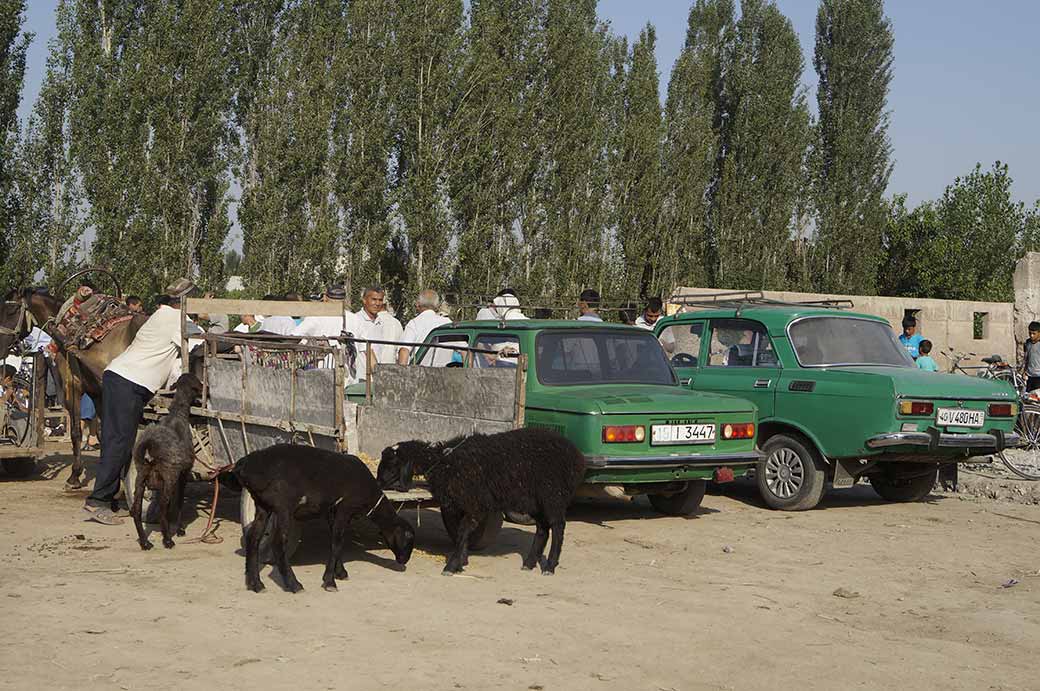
[973,312,988,340]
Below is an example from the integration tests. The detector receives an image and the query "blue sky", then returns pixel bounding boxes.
[17,0,1040,207]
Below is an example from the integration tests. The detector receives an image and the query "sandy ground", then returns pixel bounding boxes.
[1,447,1039,691]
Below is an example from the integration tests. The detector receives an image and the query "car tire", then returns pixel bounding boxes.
[868,464,937,503]
[757,434,827,511]
[1,457,36,478]
[648,480,707,516]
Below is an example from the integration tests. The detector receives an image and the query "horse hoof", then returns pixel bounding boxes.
[521,564,535,571]
[287,584,304,594]
[162,539,175,549]
[541,568,556,576]
[248,582,265,593]
[140,541,153,551]
[322,583,338,592]
[176,528,186,536]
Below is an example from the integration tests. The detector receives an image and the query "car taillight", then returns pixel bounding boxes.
[721,423,755,440]
[898,401,934,416]
[988,402,1017,417]
[602,425,646,443]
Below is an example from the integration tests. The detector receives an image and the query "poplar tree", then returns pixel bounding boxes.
[239,0,346,295]
[0,0,31,281]
[709,0,810,290]
[539,0,617,298]
[391,0,465,300]
[335,0,396,300]
[7,1,82,289]
[660,0,732,295]
[613,24,664,299]
[812,0,893,294]
[450,0,548,298]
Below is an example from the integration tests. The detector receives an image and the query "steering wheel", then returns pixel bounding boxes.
[670,353,698,367]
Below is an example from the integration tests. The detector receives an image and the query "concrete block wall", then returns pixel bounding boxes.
[669,287,1016,369]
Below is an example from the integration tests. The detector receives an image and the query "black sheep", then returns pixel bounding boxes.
[377,428,585,576]
[233,444,414,593]
[131,373,203,551]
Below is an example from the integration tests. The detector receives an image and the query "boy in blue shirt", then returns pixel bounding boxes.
[915,340,939,371]
[899,316,924,359]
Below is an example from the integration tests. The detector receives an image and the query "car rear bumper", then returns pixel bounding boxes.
[866,430,1021,451]
[584,450,764,470]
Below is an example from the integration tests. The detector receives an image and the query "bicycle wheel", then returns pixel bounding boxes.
[998,407,1040,480]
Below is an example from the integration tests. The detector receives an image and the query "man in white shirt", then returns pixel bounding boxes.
[346,285,403,379]
[476,288,529,321]
[634,297,663,330]
[83,278,195,525]
[577,289,603,322]
[291,285,347,341]
[398,289,451,364]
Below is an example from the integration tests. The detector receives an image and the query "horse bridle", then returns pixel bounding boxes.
[0,298,37,340]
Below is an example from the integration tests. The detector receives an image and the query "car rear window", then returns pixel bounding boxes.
[535,330,676,386]
[789,317,913,367]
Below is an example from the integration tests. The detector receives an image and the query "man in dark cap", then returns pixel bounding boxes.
[83,278,196,525]
[290,284,347,341]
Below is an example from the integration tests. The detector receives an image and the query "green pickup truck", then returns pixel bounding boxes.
[357,320,762,516]
[654,302,1021,510]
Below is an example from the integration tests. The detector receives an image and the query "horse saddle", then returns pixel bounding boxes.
[55,294,133,352]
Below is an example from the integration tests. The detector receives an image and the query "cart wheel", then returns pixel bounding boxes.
[1,457,37,478]
[467,511,504,551]
[240,489,301,564]
[123,462,162,523]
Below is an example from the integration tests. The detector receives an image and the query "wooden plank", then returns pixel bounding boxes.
[183,298,347,318]
[371,365,517,422]
[357,406,514,458]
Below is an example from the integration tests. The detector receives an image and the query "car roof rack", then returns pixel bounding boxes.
[667,290,854,317]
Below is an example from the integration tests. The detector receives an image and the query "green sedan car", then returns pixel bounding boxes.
[654,304,1020,511]
[377,320,762,516]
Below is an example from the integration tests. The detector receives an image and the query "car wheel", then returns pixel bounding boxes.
[868,463,937,502]
[1,457,36,478]
[648,480,707,516]
[757,434,827,511]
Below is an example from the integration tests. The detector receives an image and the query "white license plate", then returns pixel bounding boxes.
[936,408,985,428]
[651,423,716,445]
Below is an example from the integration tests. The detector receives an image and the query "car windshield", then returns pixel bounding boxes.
[789,317,914,367]
[536,329,677,386]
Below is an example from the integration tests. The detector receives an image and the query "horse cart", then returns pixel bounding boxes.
[0,352,47,478]
[132,297,526,554]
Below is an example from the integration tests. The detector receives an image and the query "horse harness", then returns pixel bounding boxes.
[0,299,36,339]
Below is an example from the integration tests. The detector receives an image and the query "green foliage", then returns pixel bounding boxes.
[879,163,1029,302]
[6,1,82,291]
[811,0,893,295]
[6,0,1037,311]
[238,0,347,296]
[709,0,811,291]
[0,0,32,284]
[614,24,664,298]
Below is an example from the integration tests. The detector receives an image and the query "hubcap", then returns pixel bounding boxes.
[765,447,804,499]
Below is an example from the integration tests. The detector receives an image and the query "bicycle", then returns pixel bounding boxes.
[939,349,1039,479]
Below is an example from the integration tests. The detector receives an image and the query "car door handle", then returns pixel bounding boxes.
[754,379,772,388]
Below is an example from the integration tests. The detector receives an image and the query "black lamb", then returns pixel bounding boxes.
[377,428,586,576]
[233,444,415,593]
[130,373,203,551]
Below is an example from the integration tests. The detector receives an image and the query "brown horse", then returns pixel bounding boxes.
[0,289,147,489]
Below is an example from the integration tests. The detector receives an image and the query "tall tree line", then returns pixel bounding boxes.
[2,0,1038,314]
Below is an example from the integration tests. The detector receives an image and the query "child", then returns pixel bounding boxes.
[1025,321,1040,391]
[916,340,939,372]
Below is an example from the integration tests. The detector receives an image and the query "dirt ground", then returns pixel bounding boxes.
[1,447,1039,691]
